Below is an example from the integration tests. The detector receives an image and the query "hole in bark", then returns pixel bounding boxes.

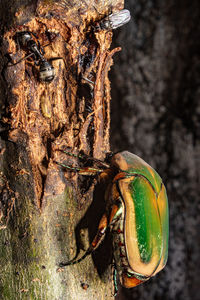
[79,33,98,73]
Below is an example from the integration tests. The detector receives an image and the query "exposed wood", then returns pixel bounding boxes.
[0,0,124,299]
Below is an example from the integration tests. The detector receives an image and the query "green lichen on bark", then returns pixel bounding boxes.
[0,0,124,299]
[0,190,75,299]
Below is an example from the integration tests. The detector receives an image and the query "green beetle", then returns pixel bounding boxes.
[59,151,169,288]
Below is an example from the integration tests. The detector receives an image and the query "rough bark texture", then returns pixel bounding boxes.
[0,0,124,299]
[111,1,200,300]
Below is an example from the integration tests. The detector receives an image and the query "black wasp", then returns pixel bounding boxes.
[9,31,61,83]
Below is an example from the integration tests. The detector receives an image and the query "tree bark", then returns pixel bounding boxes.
[0,0,124,299]
[111,1,200,300]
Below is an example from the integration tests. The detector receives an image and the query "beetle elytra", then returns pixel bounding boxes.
[58,151,169,289]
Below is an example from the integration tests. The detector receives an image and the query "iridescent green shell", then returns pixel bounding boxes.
[111,151,169,286]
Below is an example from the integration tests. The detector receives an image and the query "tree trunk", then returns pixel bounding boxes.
[111,1,200,300]
[0,0,124,299]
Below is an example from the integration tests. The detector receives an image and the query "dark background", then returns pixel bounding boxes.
[110,0,200,299]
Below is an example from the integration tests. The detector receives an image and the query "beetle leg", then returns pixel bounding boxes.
[59,213,108,267]
[112,263,118,296]
[109,203,122,225]
[90,213,108,249]
[55,160,104,175]
[106,181,123,225]
[57,149,111,168]
[59,197,123,268]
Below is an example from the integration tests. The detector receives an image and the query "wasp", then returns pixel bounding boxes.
[8,31,61,82]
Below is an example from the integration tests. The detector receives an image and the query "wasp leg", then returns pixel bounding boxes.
[7,52,34,67]
[82,76,95,86]
[49,56,63,62]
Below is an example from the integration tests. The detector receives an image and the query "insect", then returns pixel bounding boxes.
[94,9,131,31]
[8,31,60,82]
[58,151,169,289]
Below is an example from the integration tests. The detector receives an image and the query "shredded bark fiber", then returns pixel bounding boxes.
[2,2,121,209]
